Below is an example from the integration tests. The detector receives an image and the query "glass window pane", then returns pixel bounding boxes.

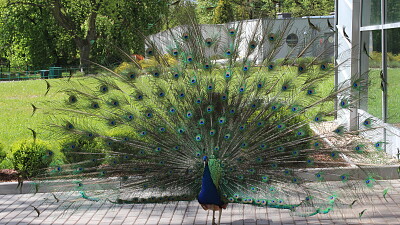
[386,28,400,123]
[361,30,382,119]
[362,0,381,26]
[387,0,400,23]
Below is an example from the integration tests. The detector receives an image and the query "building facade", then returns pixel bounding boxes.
[336,0,400,157]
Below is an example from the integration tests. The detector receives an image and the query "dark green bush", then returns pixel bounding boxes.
[10,139,53,178]
[60,136,105,164]
[104,129,138,154]
[0,142,5,161]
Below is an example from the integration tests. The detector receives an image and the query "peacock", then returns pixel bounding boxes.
[31,12,396,225]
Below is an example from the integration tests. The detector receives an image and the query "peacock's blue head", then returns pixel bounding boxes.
[203,156,208,166]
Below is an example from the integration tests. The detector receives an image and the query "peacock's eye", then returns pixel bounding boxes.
[146,48,153,55]
[183,33,189,39]
[100,86,108,93]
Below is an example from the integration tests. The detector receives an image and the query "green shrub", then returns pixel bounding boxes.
[60,136,106,164]
[114,62,136,74]
[368,51,400,68]
[10,139,53,178]
[139,55,177,68]
[0,142,5,161]
[369,59,382,68]
[0,142,9,169]
[105,128,137,153]
[389,60,400,68]
[296,56,315,65]
[0,158,13,170]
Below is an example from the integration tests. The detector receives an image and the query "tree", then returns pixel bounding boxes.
[0,2,76,68]
[2,0,169,70]
[195,0,334,23]
[87,1,169,66]
[195,0,218,24]
[272,0,334,17]
[213,0,234,24]
[161,1,198,30]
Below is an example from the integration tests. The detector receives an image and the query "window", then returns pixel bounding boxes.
[360,30,382,119]
[386,28,400,123]
[362,0,381,26]
[387,0,400,23]
[286,33,298,48]
[360,1,400,124]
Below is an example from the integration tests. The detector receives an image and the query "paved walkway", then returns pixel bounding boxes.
[1,180,400,225]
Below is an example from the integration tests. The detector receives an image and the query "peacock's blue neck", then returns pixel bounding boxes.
[197,163,224,206]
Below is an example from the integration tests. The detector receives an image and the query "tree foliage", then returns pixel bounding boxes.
[277,0,334,17]
[0,0,335,69]
[196,0,334,23]
[213,0,234,24]
[0,2,76,68]
[0,0,168,69]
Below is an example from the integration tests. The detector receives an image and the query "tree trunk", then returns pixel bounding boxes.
[50,0,98,73]
[78,42,91,73]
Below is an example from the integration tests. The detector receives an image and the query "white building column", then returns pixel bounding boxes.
[336,0,361,131]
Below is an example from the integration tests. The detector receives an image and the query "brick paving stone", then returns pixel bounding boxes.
[169,222,183,225]
[0,185,400,224]
[181,216,195,224]
[145,219,160,225]
[158,218,172,224]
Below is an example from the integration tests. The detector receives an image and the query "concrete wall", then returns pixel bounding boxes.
[146,17,334,64]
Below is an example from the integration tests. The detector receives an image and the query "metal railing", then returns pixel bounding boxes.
[0,66,89,81]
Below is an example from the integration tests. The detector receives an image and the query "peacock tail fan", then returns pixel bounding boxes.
[32,11,395,218]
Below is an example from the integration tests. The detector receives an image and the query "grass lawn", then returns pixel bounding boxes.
[1,67,397,169]
[0,79,50,148]
[0,69,334,152]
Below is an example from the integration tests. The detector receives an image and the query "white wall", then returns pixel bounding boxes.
[146,17,334,64]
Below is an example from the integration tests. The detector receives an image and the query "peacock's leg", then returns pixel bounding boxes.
[212,209,216,225]
[217,208,222,225]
